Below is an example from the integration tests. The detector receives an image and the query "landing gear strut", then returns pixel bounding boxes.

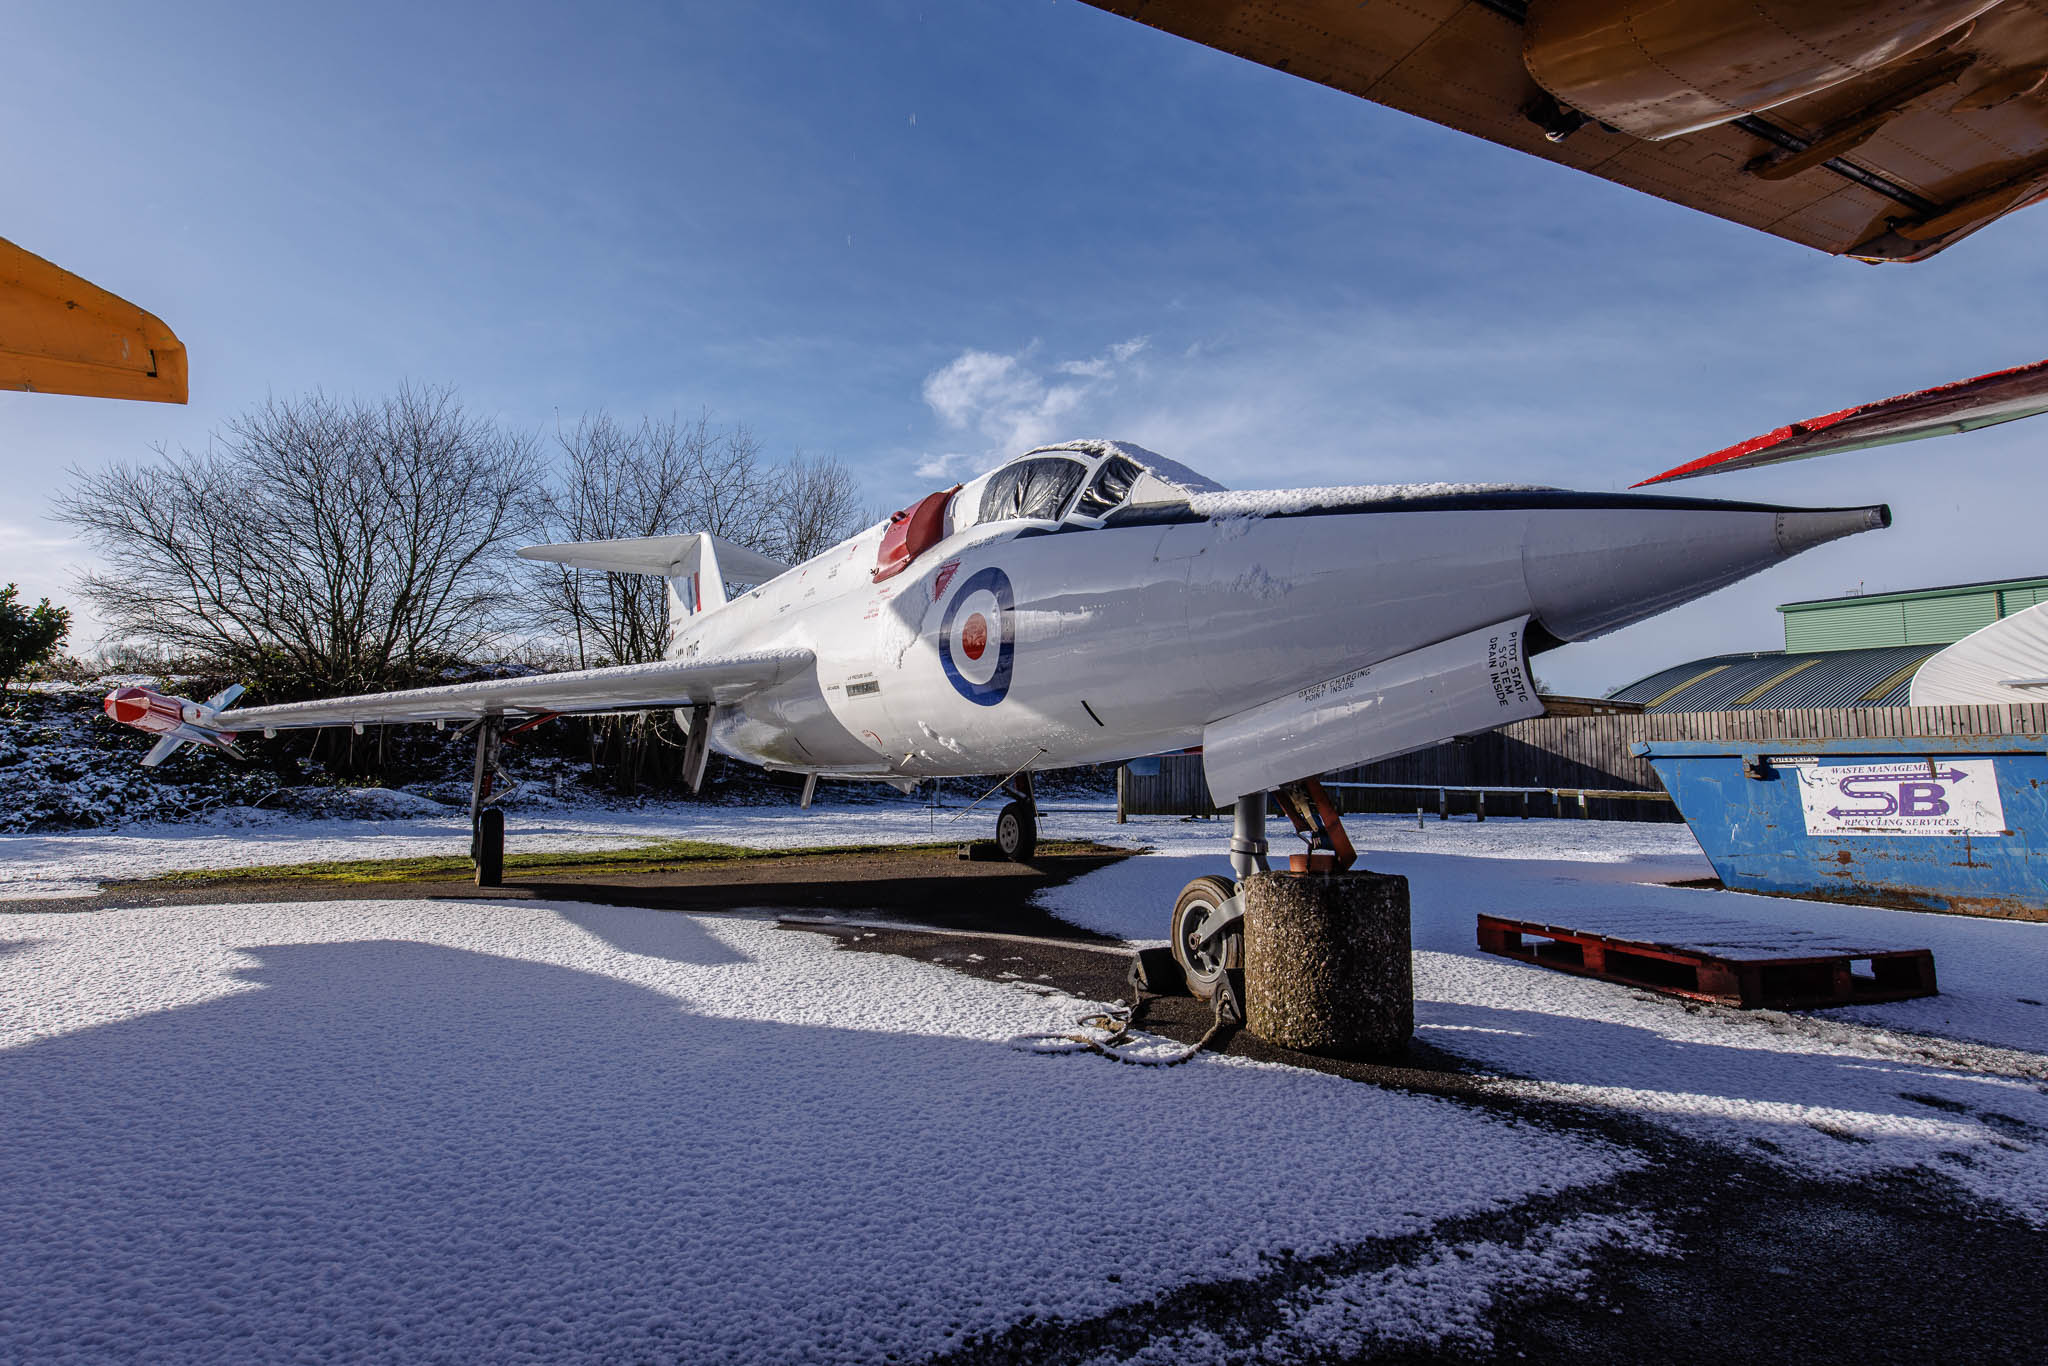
[469,717,509,887]
[995,770,1037,863]
[1168,780,1356,998]
[1273,779,1356,874]
[1168,792,1264,999]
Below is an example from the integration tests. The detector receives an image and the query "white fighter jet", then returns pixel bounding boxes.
[105,358,2048,993]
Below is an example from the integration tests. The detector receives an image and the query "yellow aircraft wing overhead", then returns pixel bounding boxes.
[0,236,187,403]
[1079,1,2048,262]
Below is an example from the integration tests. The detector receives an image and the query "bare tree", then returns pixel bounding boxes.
[767,450,867,565]
[58,385,540,697]
[533,413,703,668]
[533,413,866,667]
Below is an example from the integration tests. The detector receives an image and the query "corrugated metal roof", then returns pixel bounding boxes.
[1608,644,1944,712]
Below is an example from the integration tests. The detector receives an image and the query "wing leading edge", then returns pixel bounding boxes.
[1636,356,2048,485]
[214,648,814,732]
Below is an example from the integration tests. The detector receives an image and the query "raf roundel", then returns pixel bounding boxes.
[938,566,1015,706]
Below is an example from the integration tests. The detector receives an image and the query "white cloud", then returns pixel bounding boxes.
[912,451,979,481]
[0,521,82,554]
[921,350,1045,432]
[917,337,1150,475]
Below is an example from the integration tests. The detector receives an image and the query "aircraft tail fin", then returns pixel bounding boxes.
[516,532,791,643]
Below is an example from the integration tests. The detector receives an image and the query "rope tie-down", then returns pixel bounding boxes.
[1009,948,1243,1068]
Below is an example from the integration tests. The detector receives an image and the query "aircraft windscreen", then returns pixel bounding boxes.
[979,456,1088,523]
[1070,453,1141,519]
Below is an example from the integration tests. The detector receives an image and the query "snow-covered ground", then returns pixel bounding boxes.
[5,805,2047,1362]
[0,796,1137,899]
[1040,812,2048,1054]
[2,898,1641,1365]
[1042,814,2048,1228]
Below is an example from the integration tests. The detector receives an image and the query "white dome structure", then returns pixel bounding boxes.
[1908,601,2048,706]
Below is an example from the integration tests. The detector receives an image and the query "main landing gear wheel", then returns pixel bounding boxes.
[1171,874,1242,1000]
[474,806,505,888]
[996,800,1037,862]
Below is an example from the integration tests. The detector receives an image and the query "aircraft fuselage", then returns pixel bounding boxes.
[682,487,1885,787]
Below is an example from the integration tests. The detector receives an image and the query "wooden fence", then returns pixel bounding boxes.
[1117,703,2048,820]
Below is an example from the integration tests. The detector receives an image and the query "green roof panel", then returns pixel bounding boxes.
[1783,598,1905,652]
[1780,572,2048,652]
[1904,591,2001,645]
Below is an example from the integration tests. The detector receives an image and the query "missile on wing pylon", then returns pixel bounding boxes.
[102,684,248,767]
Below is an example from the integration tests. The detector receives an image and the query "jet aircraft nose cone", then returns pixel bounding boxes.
[1522,498,1892,643]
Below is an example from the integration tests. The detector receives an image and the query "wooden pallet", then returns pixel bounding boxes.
[1476,912,1937,1010]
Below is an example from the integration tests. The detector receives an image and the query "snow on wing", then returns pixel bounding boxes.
[214,648,815,731]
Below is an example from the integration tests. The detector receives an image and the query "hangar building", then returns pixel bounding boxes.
[1609,575,2048,712]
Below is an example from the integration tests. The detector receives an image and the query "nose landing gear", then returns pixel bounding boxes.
[1169,873,1241,999]
[1168,780,1356,998]
[1168,792,1264,1000]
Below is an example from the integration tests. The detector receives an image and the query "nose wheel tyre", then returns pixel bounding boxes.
[1170,874,1242,1000]
[996,800,1037,863]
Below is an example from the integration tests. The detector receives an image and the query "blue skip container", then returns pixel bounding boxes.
[1635,733,2048,921]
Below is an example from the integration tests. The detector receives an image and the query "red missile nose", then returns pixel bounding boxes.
[105,687,152,725]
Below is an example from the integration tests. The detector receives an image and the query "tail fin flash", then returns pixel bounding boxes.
[667,534,730,621]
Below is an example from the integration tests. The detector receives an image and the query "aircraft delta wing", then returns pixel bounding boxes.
[211,648,816,731]
[1077,1,2048,262]
[103,644,816,772]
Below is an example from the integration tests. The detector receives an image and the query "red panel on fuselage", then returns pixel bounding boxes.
[873,485,960,582]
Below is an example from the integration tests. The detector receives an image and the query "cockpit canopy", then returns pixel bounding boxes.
[956,439,1225,533]
[872,440,1225,583]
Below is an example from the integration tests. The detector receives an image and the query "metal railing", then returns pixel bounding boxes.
[1319,781,1674,821]
[1114,763,1677,822]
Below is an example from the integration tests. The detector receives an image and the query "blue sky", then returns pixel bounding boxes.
[3,0,2043,694]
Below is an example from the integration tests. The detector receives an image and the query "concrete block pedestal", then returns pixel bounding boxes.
[1242,870,1413,1058]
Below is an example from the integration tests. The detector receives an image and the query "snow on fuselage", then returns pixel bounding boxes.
[676,475,1887,781]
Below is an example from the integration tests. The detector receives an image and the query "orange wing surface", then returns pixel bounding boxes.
[1080,1,2048,262]
[0,236,187,403]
